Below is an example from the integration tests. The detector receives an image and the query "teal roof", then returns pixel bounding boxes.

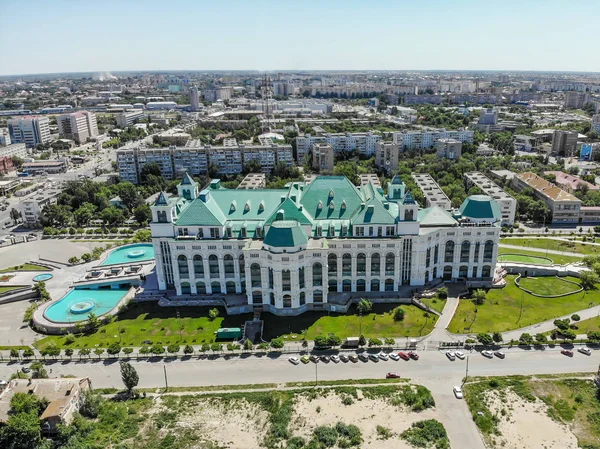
[351,198,396,225]
[418,207,457,227]
[176,197,223,226]
[265,198,312,225]
[154,192,169,206]
[299,176,362,221]
[391,174,403,185]
[264,220,308,247]
[181,172,195,185]
[402,190,416,205]
[458,195,501,221]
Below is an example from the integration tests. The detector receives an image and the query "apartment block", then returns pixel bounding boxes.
[0,143,27,159]
[514,135,540,152]
[411,173,451,209]
[20,187,62,228]
[7,116,51,148]
[312,143,334,172]
[464,172,516,226]
[295,132,381,161]
[57,111,98,144]
[392,128,473,150]
[564,91,589,109]
[116,110,145,128]
[375,142,399,174]
[435,138,462,160]
[543,171,600,194]
[512,172,581,224]
[592,115,600,134]
[551,130,578,156]
[0,129,11,146]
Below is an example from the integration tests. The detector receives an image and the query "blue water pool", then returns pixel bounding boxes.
[100,243,155,266]
[33,273,53,282]
[44,287,129,323]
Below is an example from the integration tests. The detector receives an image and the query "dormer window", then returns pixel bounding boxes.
[341,200,346,210]
[329,225,335,236]
[244,201,251,212]
[256,226,262,238]
[341,225,348,236]
[317,201,323,210]
[316,225,322,237]
[329,201,334,210]
[230,201,236,212]
[329,189,334,198]
[225,227,232,238]
[241,227,247,238]
[258,201,265,212]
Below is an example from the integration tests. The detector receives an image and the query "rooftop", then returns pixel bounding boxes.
[515,172,581,202]
[543,170,600,191]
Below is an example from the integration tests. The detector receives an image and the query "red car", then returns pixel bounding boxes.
[408,351,419,360]
[561,349,574,357]
[398,352,410,361]
[386,372,401,379]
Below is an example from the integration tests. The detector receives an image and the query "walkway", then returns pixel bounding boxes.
[499,243,585,259]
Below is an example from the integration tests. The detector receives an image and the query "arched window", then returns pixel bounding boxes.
[482,265,492,278]
[434,244,439,264]
[269,292,275,306]
[385,253,395,275]
[433,267,437,279]
[459,265,468,278]
[328,279,337,292]
[371,253,380,276]
[444,241,455,263]
[196,281,206,295]
[328,254,337,275]
[157,211,167,223]
[211,281,221,294]
[283,294,292,308]
[178,255,189,279]
[404,209,414,221]
[193,255,204,277]
[252,291,262,304]
[181,282,191,294]
[460,241,470,263]
[342,253,352,276]
[299,267,305,289]
[268,268,274,289]
[282,270,291,291]
[370,279,380,291]
[209,255,219,278]
[250,263,262,288]
[312,263,323,287]
[443,265,453,280]
[426,248,431,268]
[356,253,366,276]
[299,292,306,305]
[385,279,394,291]
[224,254,235,277]
[226,281,236,294]
[313,290,323,303]
[357,279,366,292]
[425,271,429,283]
[238,254,245,279]
[483,240,494,262]
[342,279,351,292]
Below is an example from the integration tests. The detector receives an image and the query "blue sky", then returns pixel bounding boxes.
[0,0,598,75]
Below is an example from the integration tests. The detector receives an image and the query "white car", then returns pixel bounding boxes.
[330,355,340,363]
[455,351,466,360]
[446,351,456,361]
[378,352,389,361]
[389,353,400,361]
[453,386,463,399]
[578,347,592,356]
[494,351,506,359]
[288,356,300,365]
[481,350,493,358]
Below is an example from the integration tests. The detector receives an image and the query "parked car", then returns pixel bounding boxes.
[378,352,389,361]
[578,347,592,356]
[453,386,463,399]
[349,354,359,363]
[386,372,401,379]
[21,367,30,373]
[481,350,493,358]
[455,351,466,360]
[358,353,368,362]
[408,351,419,360]
[446,351,456,361]
[398,352,410,361]
[339,354,349,363]
[389,353,400,361]
[368,353,379,361]
[560,349,574,357]
[301,355,310,364]
[289,356,300,365]
[494,351,506,359]
[331,355,340,363]
[320,355,330,362]
[309,355,319,363]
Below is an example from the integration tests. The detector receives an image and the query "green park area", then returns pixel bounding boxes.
[498,248,582,265]
[0,263,49,273]
[420,297,446,314]
[570,315,600,334]
[498,253,553,265]
[518,276,582,296]
[34,302,436,350]
[447,275,600,334]
[500,237,600,256]
[0,285,25,294]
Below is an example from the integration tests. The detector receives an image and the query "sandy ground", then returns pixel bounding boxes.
[486,389,578,449]
[290,391,441,449]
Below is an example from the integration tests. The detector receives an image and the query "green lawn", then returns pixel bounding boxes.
[570,315,600,335]
[448,275,600,334]
[0,263,50,273]
[500,238,600,256]
[498,254,553,265]
[0,285,26,294]
[499,248,582,265]
[518,276,581,296]
[420,297,446,314]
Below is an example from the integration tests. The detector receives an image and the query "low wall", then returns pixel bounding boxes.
[0,289,36,305]
[514,274,584,298]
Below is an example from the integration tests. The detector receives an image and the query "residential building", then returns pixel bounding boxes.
[0,178,21,196]
[0,157,14,175]
[57,111,98,144]
[564,91,589,109]
[514,135,540,152]
[375,142,399,174]
[476,144,495,157]
[0,378,91,432]
[116,110,145,127]
[543,171,600,194]
[190,86,200,111]
[312,143,334,172]
[435,138,462,159]
[238,173,266,189]
[411,173,451,210]
[512,172,581,224]
[0,129,11,146]
[551,130,578,156]
[478,108,498,125]
[156,130,191,146]
[464,172,516,226]
[296,132,382,161]
[203,87,233,102]
[146,101,178,110]
[20,187,62,227]
[392,128,473,150]
[117,141,294,184]
[0,143,27,159]
[272,81,294,97]
[592,115,600,134]
[22,160,68,175]
[7,116,51,148]
[150,174,501,315]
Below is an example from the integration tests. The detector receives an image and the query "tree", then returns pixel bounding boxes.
[587,331,600,342]
[93,348,104,358]
[65,348,74,358]
[477,333,493,346]
[151,344,165,355]
[9,208,21,223]
[79,390,102,419]
[79,348,91,358]
[437,287,448,299]
[492,332,503,343]
[201,343,211,354]
[10,348,19,359]
[133,203,152,225]
[81,253,92,263]
[208,308,219,320]
[87,312,101,331]
[100,206,125,226]
[535,333,548,345]
[473,289,487,305]
[107,342,122,356]
[30,361,48,379]
[68,256,79,265]
[579,271,598,290]
[210,343,222,353]
[553,318,571,330]
[116,182,142,210]
[120,361,139,396]
[328,335,342,347]
[243,159,262,174]
[368,338,383,347]
[357,299,373,315]
[167,344,180,354]
[40,203,72,227]
[560,329,576,341]
[123,347,134,357]
[140,162,162,183]
[183,344,194,355]
[73,202,96,227]
[0,411,41,449]
[384,337,395,347]
[243,339,254,351]
[519,333,534,345]
[358,335,367,346]
[270,338,284,349]
[392,306,405,321]
[10,393,45,415]
[22,348,34,359]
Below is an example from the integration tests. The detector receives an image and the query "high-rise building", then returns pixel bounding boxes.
[0,129,11,146]
[435,138,462,160]
[478,108,498,125]
[551,130,578,156]
[592,115,600,134]
[7,116,51,148]
[375,142,399,174]
[564,91,589,109]
[392,129,473,150]
[312,143,334,172]
[189,86,200,111]
[57,111,98,144]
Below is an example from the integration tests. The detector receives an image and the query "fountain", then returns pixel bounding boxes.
[69,300,95,314]
[33,273,53,282]
[127,249,147,258]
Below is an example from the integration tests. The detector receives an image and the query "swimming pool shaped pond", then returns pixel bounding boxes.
[100,243,155,266]
[33,273,53,282]
[44,287,129,323]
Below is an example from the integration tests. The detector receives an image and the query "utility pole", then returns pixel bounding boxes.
[163,365,168,392]
[463,355,470,386]
[315,362,318,387]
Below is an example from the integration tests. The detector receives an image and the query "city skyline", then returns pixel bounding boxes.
[1,0,600,76]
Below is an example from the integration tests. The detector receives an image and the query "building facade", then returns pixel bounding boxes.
[7,116,51,148]
[435,138,462,159]
[392,128,473,150]
[0,142,27,159]
[411,173,451,210]
[116,110,145,128]
[189,86,200,111]
[551,130,578,156]
[150,174,501,315]
[375,142,399,174]
[296,132,382,161]
[312,143,334,171]
[57,111,98,144]
[464,172,516,226]
[592,115,600,134]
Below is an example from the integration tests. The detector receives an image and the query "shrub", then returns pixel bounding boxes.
[313,425,338,447]
[401,419,448,448]
[437,287,448,299]
[571,314,580,321]
[270,338,284,349]
[183,344,194,355]
[519,333,534,346]
[392,306,405,321]
[107,342,122,355]
[151,344,165,355]
[554,318,571,330]
[167,344,180,354]
[64,334,76,344]
[368,338,383,347]
[477,333,493,346]
[376,425,393,440]
[208,308,219,320]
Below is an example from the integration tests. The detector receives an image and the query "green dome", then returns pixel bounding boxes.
[458,195,501,221]
[264,220,308,247]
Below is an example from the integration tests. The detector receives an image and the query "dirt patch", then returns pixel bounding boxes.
[290,391,440,449]
[486,389,578,449]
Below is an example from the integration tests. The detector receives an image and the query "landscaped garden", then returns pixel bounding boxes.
[497,253,553,265]
[517,276,582,296]
[567,315,600,334]
[498,248,582,265]
[0,285,26,294]
[500,237,600,256]
[447,275,600,334]
[0,263,49,273]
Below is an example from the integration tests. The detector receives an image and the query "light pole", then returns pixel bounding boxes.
[315,362,318,387]
[463,355,470,386]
